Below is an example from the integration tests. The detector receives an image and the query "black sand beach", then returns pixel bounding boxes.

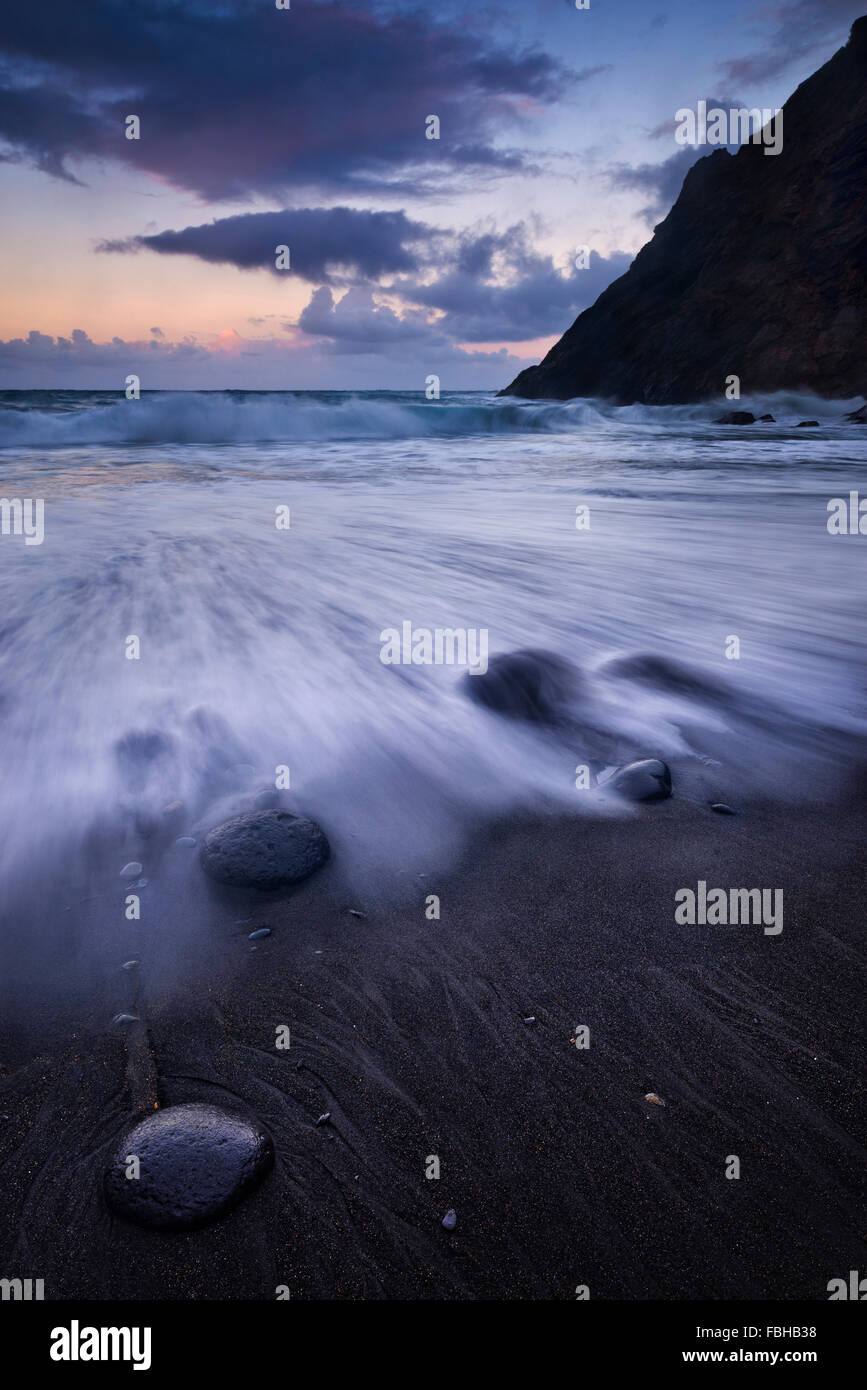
[1,765,864,1301]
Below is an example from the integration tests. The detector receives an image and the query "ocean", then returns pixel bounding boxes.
[0,387,865,898]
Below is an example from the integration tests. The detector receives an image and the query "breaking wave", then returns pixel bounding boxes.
[0,388,862,447]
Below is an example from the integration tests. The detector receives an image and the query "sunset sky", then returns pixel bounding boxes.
[0,0,860,389]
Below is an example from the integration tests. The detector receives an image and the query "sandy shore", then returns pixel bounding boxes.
[1,775,865,1300]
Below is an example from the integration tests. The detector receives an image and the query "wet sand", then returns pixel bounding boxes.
[0,781,865,1300]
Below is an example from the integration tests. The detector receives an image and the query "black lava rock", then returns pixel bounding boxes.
[796,419,820,427]
[713,411,756,425]
[103,1103,273,1231]
[199,809,330,889]
[462,648,580,724]
[605,759,672,802]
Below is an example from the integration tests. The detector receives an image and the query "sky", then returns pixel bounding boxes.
[0,0,862,390]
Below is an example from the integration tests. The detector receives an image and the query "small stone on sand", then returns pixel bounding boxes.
[442,1209,457,1231]
[248,927,271,940]
[710,803,737,815]
[644,1092,666,1106]
[120,862,143,879]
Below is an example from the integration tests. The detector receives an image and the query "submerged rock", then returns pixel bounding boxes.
[844,401,867,422]
[604,759,672,802]
[714,411,755,425]
[103,1103,273,1231]
[710,802,737,815]
[797,419,820,427]
[199,809,330,890]
[119,861,143,879]
[759,414,776,422]
[462,648,580,724]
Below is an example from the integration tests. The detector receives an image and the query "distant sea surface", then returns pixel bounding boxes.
[1,388,865,888]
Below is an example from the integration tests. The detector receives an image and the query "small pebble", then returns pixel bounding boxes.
[315,1112,331,1127]
[710,803,737,815]
[121,960,140,970]
[134,878,149,889]
[523,1016,536,1024]
[348,909,368,919]
[113,1013,140,1026]
[120,862,143,879]
[174,836,197,848]
[248,928,271,941]
[163,801,184,815]
[644,1092,666,1107]
[442,1209,457,1231]
[296,1060,304,1071]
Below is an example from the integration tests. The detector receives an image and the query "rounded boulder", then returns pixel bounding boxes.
[199,808,330,889]
[103,1102,274,1231]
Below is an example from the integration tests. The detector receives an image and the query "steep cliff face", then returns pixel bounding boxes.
[501,19,867,404]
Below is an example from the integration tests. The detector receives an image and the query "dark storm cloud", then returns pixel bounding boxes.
[717,0,862,86]
[99,208,438,283]
[0,0,572,199]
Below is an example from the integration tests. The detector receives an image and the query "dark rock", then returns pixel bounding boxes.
[714,411,755,425]
[314,1112,331,1127]
[759,414,775,422]
[604,759,672,802]
[199,809,330,890]
[442,1209,457,1231]
[462,648,580,724]
[797,420,820,427]
[710,802,737,815]
[500,21,867,404]
[114,731,174,785]
[248,927,271,940]
[104,1103,273,1231]
[844,401,867,422]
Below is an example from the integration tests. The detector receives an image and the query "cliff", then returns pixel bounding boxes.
[501,18,867,404]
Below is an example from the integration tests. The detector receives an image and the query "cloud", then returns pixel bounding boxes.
[607,148,704,224]
[0,0,574,200]
[99,207,438,283]
[298,288,442,355]
[395,228,633,341]
[716,0,862,86]
[106,206,632,344]
[0,324,533,391]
